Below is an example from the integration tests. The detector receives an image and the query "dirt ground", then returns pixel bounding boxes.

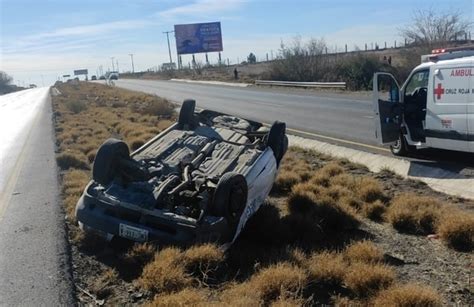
[51,83,473,306]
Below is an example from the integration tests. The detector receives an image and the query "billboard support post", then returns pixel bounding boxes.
[205,53,209,65]
[192,54,196,67]
[218,52,222,65]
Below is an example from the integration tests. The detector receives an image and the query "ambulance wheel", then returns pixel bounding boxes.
[178,99,196,129]
[267,121,287,165]
[390,134,415,156]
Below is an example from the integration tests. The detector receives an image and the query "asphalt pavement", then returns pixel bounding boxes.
[113,79,473,175]
[0,88,74,305]
[113,79,376,145]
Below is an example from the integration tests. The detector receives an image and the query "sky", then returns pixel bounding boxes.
[0,0,473,86]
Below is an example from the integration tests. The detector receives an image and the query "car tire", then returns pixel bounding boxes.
[178,99,196,129]
[390,133,415,156]
[267,121,287,165]
[93,138,130,186]
[212,172,248,236]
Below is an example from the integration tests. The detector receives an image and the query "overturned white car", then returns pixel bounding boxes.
[76,99,287,244]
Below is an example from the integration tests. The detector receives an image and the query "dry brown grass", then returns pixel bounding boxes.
[56,152,89,170]
[62,169,90,219]
[219,282,263,306]
[274,152,312,193]
[287,185,359,231]
[90,268,118,299]
[387,194,443,235]
[307,251,346,287]
[344,262,395,297]
[371,283,442,306]
[361,200,386,221]
[182,243,225,281]
[344,241,383,264]
[356,177,385,203]
[124,243,156,267]
[437,210,474,251]
[139,247,191,294]
[147,288,209,307]
[248,263,308,303]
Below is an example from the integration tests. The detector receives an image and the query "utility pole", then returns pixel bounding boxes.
[163,30,174,64]
[111,57,115,71]
[129,53,135,73]
[116,60,119,73]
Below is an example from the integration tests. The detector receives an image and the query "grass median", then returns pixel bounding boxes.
[52,81,473,305]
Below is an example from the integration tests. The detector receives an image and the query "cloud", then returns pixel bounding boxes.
[158,0,246,19]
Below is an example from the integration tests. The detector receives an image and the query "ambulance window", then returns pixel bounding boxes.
[405,70,429,96]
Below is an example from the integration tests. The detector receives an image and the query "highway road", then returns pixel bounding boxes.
[0,88,73,305]
[114,79,377,146]
[113,79,474,174]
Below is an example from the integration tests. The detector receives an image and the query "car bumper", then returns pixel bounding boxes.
[75,182,230,244]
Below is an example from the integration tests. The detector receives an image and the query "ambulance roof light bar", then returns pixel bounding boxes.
[421,45,474,63]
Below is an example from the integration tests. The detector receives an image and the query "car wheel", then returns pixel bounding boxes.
[93,138,130,186]
[212,172,248,237]
[178,99,196,129]
[267,121,287,165]
[390,134,415,156]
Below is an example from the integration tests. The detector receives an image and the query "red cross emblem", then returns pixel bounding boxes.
[434,83,444,100]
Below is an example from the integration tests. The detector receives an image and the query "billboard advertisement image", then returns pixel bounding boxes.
[174,22,223,55]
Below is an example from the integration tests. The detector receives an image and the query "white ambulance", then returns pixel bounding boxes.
[373,46,474,155]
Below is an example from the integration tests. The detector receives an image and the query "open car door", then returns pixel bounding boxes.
[373,72,402,144]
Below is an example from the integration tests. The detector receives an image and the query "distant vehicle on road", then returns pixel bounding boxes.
[91,75,97,80]
[105,71,119,80]
[99,76,106,80]
[373,45,474,155]
[29,84,37,88]
[76,100,287,245]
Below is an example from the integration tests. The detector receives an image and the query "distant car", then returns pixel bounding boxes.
[76,100,288,245]
[109,71,119,80]
[99,76,106,80]
[91,75,97,81]
[29,84,37,88]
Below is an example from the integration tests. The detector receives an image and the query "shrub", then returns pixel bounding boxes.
[344,263,395,297]
[362,200,386,221]
[344,241,383,264]
[141,98,175,116]
[387,194,443,234]
[65,100,87,113]
[437,210,474,251]
[307,251,346,286]
[357,177,385,203]
[147,288,208,307]
[91,268,118,299]
[139,247,191,294]
[56,152,89,170]
[274,170,302,193]
[249,263,308,303]
[371,283,442,307]
[219,282,263,306]
[182,243,225,281]
[124,243,156,268]
[287,187,359,231]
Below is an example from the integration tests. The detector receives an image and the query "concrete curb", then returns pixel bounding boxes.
[169,79,251,87]
[288,135,474,200]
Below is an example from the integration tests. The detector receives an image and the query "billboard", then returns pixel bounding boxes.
[74,69,88,75]
[174,22,223,55]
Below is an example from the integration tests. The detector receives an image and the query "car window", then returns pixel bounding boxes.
[404,70,429,96]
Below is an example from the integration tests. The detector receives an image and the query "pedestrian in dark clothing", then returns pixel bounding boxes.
[234,68,239,80]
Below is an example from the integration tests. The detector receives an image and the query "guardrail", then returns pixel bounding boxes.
[255,80,346,88]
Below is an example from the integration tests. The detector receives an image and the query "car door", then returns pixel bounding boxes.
[373,73,402,144]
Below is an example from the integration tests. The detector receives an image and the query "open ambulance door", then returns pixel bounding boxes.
[373,73,402,144]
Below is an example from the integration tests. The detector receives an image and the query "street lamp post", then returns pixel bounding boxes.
[111,57,115,71]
